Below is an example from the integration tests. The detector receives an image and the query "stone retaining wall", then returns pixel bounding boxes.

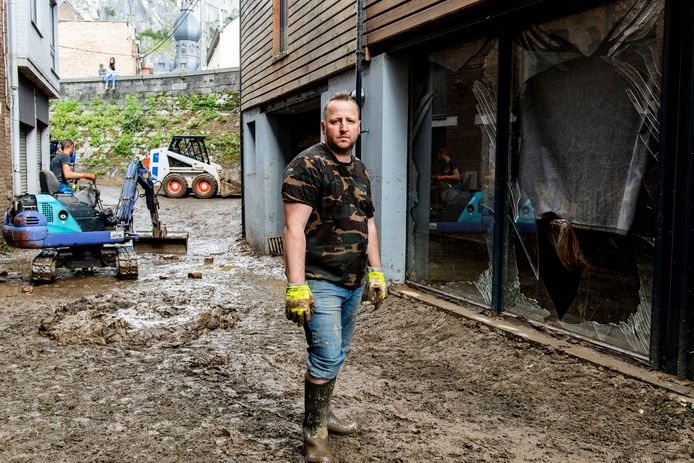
[60,68,240,101]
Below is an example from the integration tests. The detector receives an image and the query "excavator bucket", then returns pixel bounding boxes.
[134,231,189,255]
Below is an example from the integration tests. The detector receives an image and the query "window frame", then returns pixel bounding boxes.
[273,0,288,57]
[50,0,57,70]
[30,0,44,37]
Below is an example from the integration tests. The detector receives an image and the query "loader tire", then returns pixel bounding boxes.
[192,174,218,199]
[162,174,187,198]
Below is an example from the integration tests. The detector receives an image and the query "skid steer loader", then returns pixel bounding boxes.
[143,135,237,199]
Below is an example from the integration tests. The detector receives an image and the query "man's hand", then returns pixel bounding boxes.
[285,283,314,326]
[366,267,387,309]
[82,173,96,181]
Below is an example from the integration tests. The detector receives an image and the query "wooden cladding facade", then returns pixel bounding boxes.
[241,0,487,110]
[365,0,485,44]
[241,0,358,110]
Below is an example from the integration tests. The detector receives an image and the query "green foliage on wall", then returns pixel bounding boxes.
[135,28,167,42]
[49,92,240,176]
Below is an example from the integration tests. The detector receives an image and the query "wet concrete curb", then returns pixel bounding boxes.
[390,284,694,400]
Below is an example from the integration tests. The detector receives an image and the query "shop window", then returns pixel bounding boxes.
[407,39,499,307]
[505,0,664,355]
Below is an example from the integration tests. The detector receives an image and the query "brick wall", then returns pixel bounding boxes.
[0,0,12,213]
[59,67,240,101]
[58,21,137,79]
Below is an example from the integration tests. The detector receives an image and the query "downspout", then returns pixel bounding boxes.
[354,0,364,159]
[239,4,245,238]
[7,0,19,197]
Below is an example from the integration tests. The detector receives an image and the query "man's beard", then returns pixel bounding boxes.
[325,138,354,156]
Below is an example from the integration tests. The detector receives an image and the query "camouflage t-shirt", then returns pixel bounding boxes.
[282,143,375,288]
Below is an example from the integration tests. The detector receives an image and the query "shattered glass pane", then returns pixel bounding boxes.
[406,39,499,307]
[506,0,663,355]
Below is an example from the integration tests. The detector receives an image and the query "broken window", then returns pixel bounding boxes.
[407,39,499,307]
[505,0,664,355]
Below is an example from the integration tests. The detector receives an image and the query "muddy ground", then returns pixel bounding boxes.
[1,188,693,463]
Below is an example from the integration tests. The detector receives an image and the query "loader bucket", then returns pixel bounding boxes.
[219,177,241,198]
[134,231,188,255]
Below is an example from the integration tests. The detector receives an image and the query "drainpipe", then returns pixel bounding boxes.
[354,0,364,160]
[7,0,19,197]
[239,3,245,238]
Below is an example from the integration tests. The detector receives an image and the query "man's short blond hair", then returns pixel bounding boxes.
[322,91,359,121]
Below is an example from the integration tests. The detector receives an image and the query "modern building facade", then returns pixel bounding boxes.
[6,0,60,197]
[240,0,694,379]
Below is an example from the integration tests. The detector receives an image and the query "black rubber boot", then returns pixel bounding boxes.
[303,378,336,463]
[327,409,360,435]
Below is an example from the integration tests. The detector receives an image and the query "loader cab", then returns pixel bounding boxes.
[167,135,210,164]
[145,135,224,199]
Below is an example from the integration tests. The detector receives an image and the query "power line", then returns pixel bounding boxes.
[58,44,137,59]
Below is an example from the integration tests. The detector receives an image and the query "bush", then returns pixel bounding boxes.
[145,132,164,150]
[114,133,134,157]
[89,131,104,147]
[211,131,240,164]
[121,95,144,134]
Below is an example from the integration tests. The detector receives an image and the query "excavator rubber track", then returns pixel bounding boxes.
[115,247,138,280]
[32,249,59,284]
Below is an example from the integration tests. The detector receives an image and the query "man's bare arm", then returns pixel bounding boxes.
[366,217,382,269]
[283,202,313,284]
[62,163,95,180]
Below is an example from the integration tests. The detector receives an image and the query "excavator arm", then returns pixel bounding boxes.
[117,160,188,254]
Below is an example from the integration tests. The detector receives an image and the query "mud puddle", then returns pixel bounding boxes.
[39,293,239,347]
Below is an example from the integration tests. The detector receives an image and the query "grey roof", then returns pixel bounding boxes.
[173,7,202,42]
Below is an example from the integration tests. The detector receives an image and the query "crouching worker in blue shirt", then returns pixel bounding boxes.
[49,139,96,194]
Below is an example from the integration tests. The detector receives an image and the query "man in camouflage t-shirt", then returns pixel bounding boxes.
[282,92,387,463]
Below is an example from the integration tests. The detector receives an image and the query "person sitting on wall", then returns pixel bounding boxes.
[98,63,107,89]
[50,139,96,194]
[104,57,118,91]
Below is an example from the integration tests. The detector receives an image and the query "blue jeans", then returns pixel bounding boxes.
[304,279,364,380]
[104,72,117,87]
[59,183,74,194]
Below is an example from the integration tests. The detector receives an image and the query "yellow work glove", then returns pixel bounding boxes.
[366,267,387,309]
[285,283,314,327]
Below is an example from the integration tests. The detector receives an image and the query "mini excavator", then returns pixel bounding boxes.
[2,160,188,283]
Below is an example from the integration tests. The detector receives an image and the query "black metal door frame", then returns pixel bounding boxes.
[651,0,694,379]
